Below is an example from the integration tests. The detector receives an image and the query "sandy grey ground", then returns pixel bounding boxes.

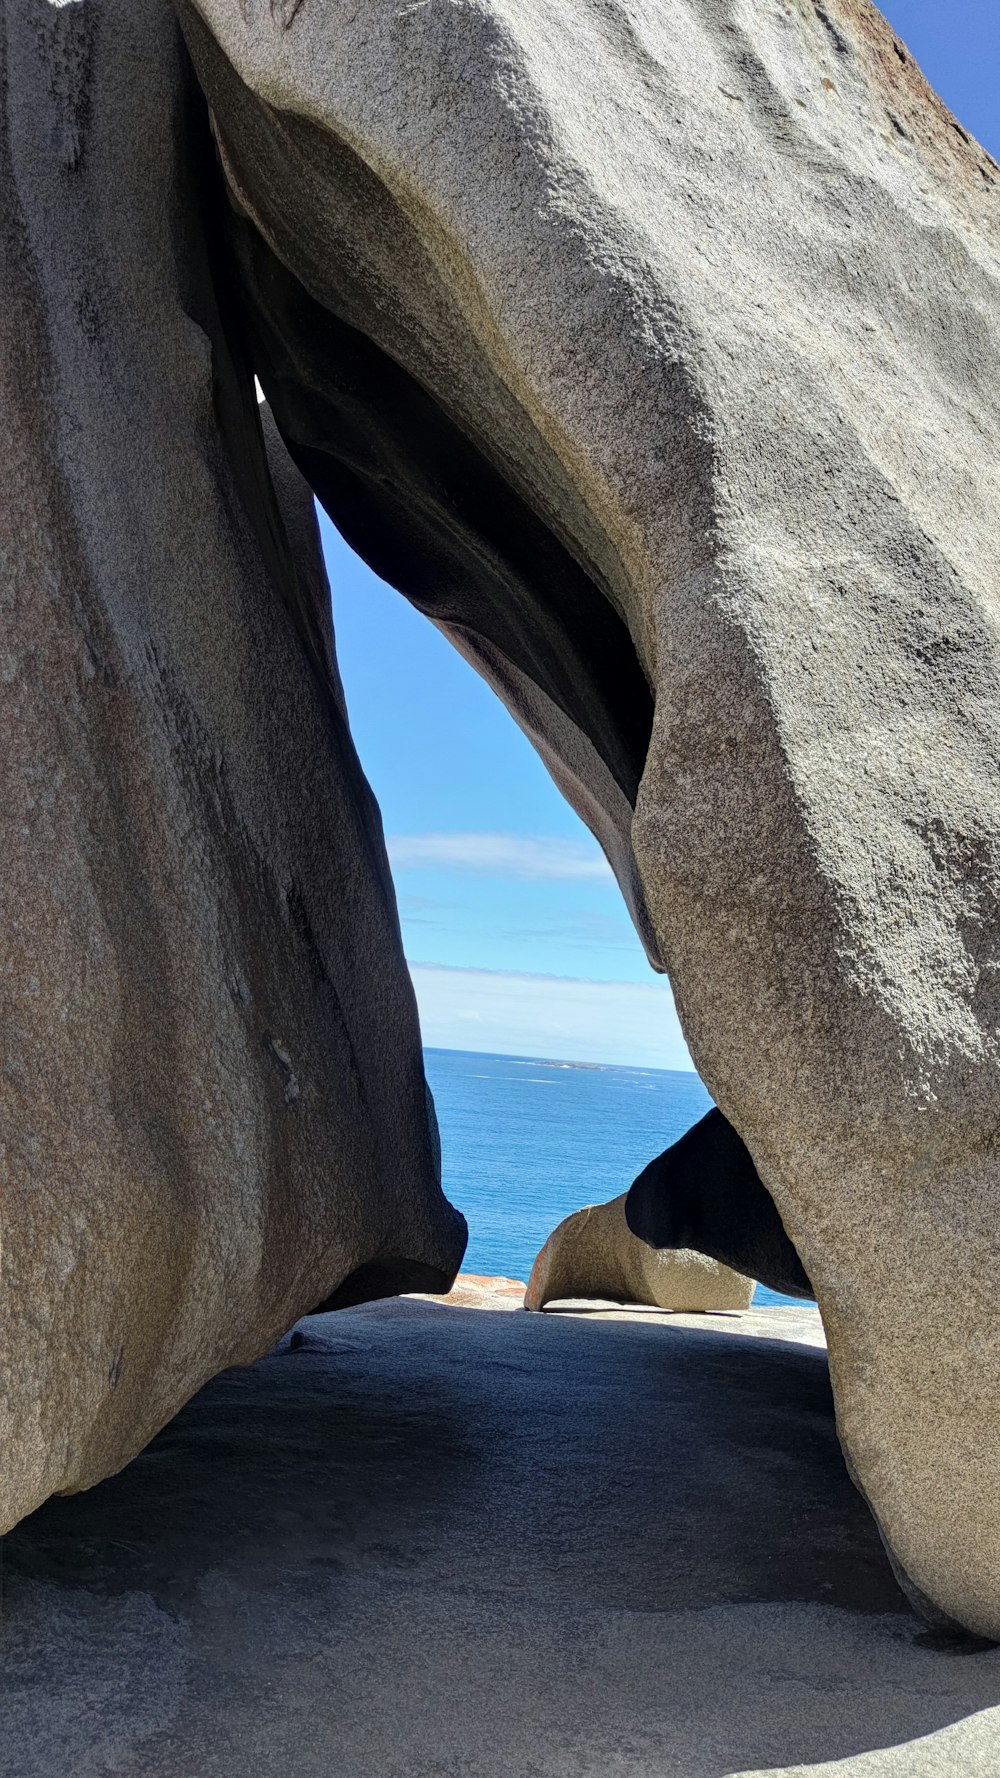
[1,1294,998,1777]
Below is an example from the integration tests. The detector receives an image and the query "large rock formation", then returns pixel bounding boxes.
[0,0,465,1530]
[174,0,1000,1635]
[625,1111,814,1302]
[525,1195,755,1313]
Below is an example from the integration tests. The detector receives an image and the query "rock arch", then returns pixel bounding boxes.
[3,0,1000,1638]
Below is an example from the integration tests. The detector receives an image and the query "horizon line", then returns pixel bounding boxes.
[407,957,667,990]
[421,1041,700,1077]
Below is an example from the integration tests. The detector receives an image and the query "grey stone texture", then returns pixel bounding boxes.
[625,1109,814,1300]
[177,0,1000,1635]
[525,1192,755,1311]
[0,0,464,1531]
[4,1295,1000,1777]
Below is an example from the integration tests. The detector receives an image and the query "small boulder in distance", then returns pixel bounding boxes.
[524,1195,754,1314]
[626,1111,814,1302]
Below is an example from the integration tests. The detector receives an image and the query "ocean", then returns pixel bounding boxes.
[424,1047,807,1308]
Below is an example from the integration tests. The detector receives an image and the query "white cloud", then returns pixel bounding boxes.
[387,832,613,882]
[408,961,695,1072]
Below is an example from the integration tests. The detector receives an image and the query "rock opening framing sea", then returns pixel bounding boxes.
[425,1048,809,1307]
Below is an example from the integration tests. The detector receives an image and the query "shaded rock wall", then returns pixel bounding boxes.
[178,0,1000,1635]
[0,0,464,1528]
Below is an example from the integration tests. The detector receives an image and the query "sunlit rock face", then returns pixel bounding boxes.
[0,0,465,1531]
[180,0,1000,1633]
[525,1196,754,1314]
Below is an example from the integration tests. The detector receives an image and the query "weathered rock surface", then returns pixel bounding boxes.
[178,0,1000,1634]
[626,1111,814,1301]
[412,1273,529,1312]
[0,0,464,1529]
[525,1194,754,1312]
[6,1296,1000,1777]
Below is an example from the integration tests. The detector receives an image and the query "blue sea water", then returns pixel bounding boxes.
[424,1047,808,1308]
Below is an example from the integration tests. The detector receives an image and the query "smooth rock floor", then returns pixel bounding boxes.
[2,1288,999,1776]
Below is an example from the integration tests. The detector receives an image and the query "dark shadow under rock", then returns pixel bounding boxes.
[3,1301,999,1777]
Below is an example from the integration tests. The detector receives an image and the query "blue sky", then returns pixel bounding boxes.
[320,0,994,1069]
[879,0,998,149]
[320,516,686,1068]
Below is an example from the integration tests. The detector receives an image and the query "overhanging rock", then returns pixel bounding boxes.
[178,0,1000,1635]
